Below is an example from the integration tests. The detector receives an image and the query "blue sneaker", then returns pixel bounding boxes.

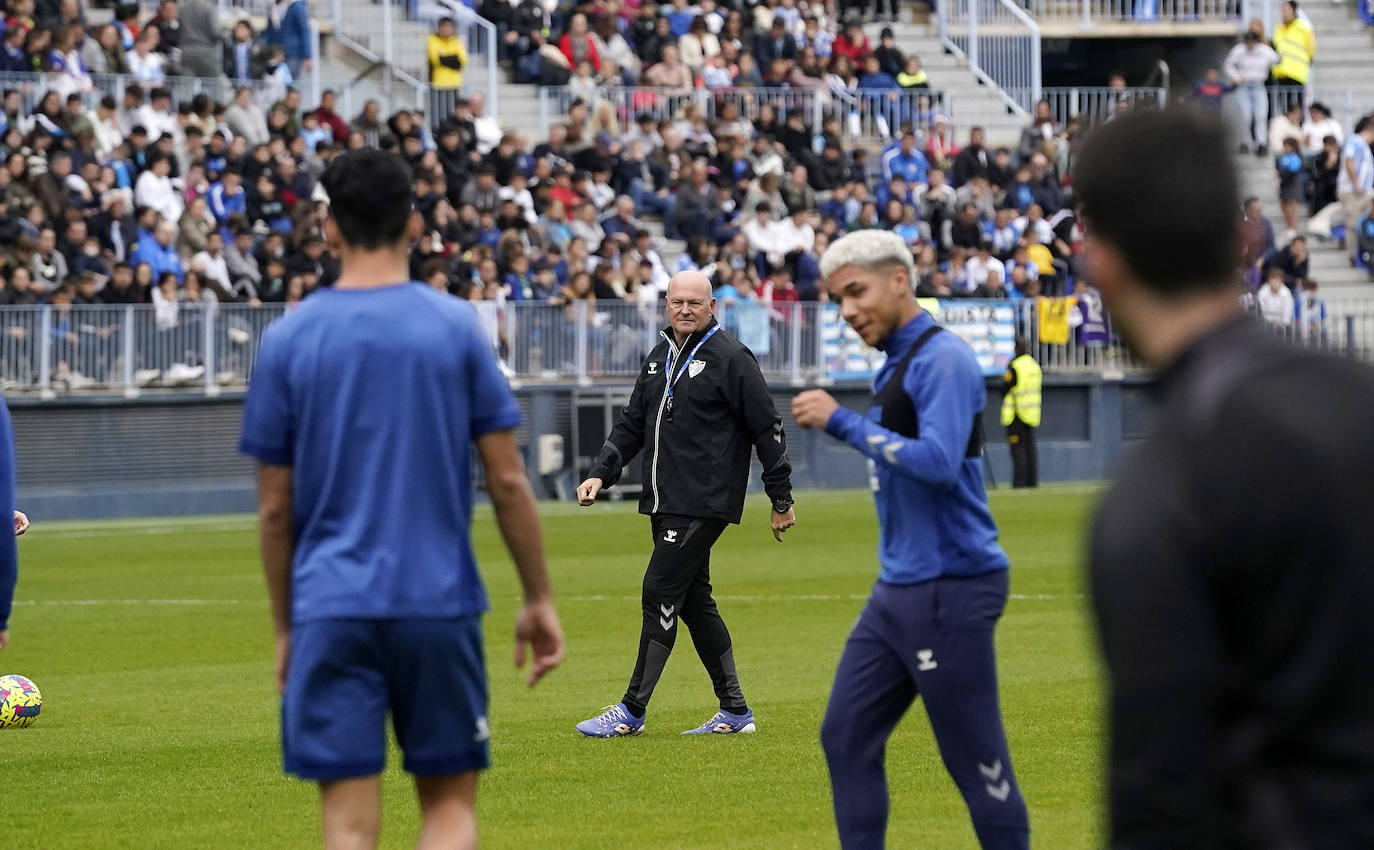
[575,703,645,738]
[681,708,756,735]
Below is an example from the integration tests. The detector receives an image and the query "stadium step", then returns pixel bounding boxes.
[866,21,1030,146]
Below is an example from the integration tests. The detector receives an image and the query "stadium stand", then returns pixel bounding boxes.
[0,0,1367,394]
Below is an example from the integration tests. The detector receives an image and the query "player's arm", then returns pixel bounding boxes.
[584,357,652,494]
[727,348,796,540]
[466,322,564,685]
[0,405,17,650]
[256,463,293,692]
[801,347,978,486]
[477,429,565,686]
[237,324,295,688]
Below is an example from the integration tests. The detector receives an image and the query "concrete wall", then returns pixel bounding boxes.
[10,376,1154,519]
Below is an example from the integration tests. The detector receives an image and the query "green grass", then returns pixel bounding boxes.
[1,487,1105,849]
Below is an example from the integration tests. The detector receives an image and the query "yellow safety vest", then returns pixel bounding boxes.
[1001,354,1042,428]
[1272,19,1314,84]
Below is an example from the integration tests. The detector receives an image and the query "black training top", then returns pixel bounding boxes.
[589,317,793,524]
[1090,314,1374,849]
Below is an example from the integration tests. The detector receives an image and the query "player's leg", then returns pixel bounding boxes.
[1008,421,1028,488]
[621,515,723,717]
[283,620,389,849]
[414,772,479,850]
[820,588,918,850]
[384,616,490,846]
[677,523,748,714]
[908,572,1029,850]
[321,777,383,850]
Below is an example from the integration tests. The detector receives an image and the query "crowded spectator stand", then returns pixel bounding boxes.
[0,0,1363,393]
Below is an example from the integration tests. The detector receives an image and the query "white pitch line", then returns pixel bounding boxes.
[29,522,258,540]
[10,598,242,607]
[558,592,1068,603]
[8,592,1071,609]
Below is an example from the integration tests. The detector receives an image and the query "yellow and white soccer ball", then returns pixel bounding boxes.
[0,674,42,728]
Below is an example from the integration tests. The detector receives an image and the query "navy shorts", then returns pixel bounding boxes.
[282,616,490,781]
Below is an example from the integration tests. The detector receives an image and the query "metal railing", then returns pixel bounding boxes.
[1021,0,1246,25]
[323,0,497,119]
[3,294,1371,398]
[0,303,279,400]
[0,69,436,131]
[1005,86,1168,127]
[536,85,953,143]
[1261,86,1366,133]
[938,0,1042,119]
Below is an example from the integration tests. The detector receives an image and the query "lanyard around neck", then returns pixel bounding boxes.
[665,324,720,396]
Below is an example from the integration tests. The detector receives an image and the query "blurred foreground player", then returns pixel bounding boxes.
[793,230,1029,850]
[239,148,565,850]
[0,403,16,651]
[1077,107,1374,847]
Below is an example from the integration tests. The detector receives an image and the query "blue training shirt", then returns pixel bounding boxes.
[238,283,522,625]
[825,312,1008,584]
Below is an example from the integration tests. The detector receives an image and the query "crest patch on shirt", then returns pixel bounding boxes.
[688,360,705,378]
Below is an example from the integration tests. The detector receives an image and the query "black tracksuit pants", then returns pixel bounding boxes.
[1007,419,1038,489]
[622,514,747,718]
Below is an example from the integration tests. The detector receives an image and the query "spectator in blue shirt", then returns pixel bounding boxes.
[207,168,247,232]
[239,148,563,849]
[129,219,183,282]
[882,132,929,186]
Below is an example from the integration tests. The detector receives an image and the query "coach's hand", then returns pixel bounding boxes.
[576,477,603,506]
[515,597,565,687]
[771,508,796,542]
[14,511,28,535]
[792,390,840,430]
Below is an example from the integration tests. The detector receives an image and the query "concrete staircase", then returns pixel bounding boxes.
[1300,1,1374,113]
[1233,4,1374,302]
[865,18,1028,147]
[1233,153,1371,299]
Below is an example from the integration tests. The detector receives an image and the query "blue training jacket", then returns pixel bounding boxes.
[825,311,1009,584]
[0,402,18,631]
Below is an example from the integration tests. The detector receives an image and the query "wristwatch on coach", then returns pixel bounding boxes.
[772,498,794,514]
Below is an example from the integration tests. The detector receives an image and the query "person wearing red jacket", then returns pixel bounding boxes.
[832,21,871,64]
[558,12,601,74]
[312,89,350,144]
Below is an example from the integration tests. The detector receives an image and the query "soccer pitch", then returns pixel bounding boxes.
[2,487,1105,849]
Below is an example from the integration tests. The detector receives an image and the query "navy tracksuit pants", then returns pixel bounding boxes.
[821,570,1030,850]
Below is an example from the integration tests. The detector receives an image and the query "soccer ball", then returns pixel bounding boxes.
[0,674,42,728]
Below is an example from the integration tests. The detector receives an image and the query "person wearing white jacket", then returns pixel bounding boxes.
[1223,31,1279,155]
[1257,270,1295,328]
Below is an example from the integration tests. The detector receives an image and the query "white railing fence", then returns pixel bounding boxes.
[536,86,954,144]
[0,70,439,133]
[1004,86,1168,127]
[1024,0,1246,25]
[938,0,1042,119]
[3,295,1373,397]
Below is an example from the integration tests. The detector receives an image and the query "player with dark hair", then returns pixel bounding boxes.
[1077,107,1374,846]
[793,229,1029,850]
[239,148,565,850]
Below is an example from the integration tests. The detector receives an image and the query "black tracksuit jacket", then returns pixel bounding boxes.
[588,318,793,524]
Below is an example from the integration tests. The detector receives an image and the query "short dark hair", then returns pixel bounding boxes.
[1073,107,1238,297]
[319,149,414,250]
